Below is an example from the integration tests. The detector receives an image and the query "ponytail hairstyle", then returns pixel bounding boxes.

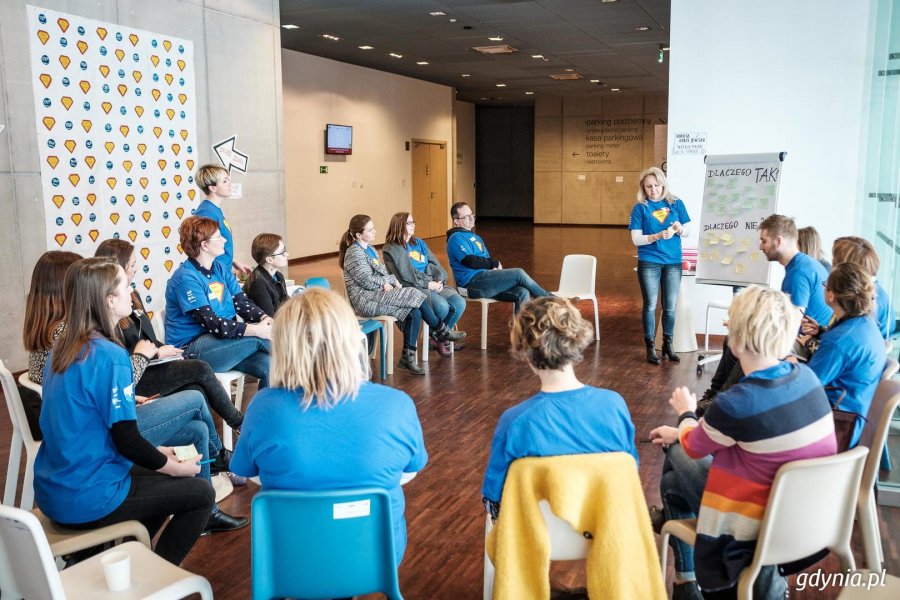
[510,296,593,370]
[51,258,123,373]
[337,214,372,268]
[826,262,876,318]
[23,251,83,352]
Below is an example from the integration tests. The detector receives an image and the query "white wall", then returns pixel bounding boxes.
[454,100,476,207]
[282,49,456,257]
[668,0,873,334]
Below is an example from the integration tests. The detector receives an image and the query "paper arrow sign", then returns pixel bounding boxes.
[212,135,249,174]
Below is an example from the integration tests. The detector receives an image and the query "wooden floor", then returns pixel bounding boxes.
[3,221,899,598]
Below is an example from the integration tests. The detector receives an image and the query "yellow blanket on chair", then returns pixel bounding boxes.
[485,453,666,600]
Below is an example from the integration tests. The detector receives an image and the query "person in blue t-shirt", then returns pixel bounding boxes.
[231,288,428,564]
[805,262,886,449]
[446,202,552,313]
[482,296,637,519]
[696,214,833,415]
[165,216,272,387]
[629,167,691,365]
[34,258,214,565]
[193,164,252,276]
[383,211,467,357]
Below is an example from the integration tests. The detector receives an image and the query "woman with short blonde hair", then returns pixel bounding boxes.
[482,296,637,518]
[630,167,692,364]
[231,288,428,564]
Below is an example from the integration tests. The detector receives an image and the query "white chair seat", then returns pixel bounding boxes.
[553,254,600,342]
[59,541,213,599]
[34,509,152,558]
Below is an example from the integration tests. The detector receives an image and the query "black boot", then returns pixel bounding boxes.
[433,323,467,342]
[210,448,232,475]
[645,339,660,365]
[398,348,425,375]
[696,388,716,418]
[662,335,680,362]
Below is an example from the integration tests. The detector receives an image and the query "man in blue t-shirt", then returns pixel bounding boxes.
[697,214,833,412]
[446,202,552,312]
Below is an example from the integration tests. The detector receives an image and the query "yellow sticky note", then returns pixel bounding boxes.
[699,252,710,262]
[709,237,720,245]
[721,256,733,265]
[749,251,760,262]
[735,263,745,274]
[720,233,734,245]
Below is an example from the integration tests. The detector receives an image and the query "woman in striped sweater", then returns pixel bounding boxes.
[650,285,837,599]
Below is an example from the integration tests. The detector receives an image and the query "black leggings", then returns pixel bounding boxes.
[136,359,243,429]
[399,301,442,350]
[58,466,215,565]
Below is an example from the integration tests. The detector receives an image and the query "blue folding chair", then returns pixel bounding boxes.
[251,488,403,600]
[303,277,386,379]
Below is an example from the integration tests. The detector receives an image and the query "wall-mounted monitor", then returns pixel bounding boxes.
[325,124,353,155]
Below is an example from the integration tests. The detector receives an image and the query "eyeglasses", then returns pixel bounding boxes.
[206,234,225,242]
[455,213,475,222]
[270,249,288,257]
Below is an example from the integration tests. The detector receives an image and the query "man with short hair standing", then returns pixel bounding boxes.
[446,202,552,313]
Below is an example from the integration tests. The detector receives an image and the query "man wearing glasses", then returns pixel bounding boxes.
[446,202,552,313]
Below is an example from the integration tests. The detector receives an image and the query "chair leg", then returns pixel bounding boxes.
[421,322,429,362]
[591,297,600,341]
[484,515,495,600]
[481,302,489,350]
[379,325,387,380]
[658,531,669,573]
[4,432,22,506]
[859,493,883,571]
[218,377,235,451]
[22,455,35,511]
[385,322,394,375]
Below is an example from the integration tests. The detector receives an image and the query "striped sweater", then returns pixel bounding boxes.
[678,361,836,591]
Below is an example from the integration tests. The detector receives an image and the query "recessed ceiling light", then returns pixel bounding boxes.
[480,97,487,100]
[358,45,373,50]
[449,18,457,23]
[281,24,299,30]
[634,26,651,31]
[590,79,601,83]
[611,88,621,91]
[461,73,471,77]
[525,91,534,95]
[563,68,576,73]
[430,11,446,16]
[601,0,618,3]
[496,83,506,87]
[488,36,504,41]
[389,53,403,59]
[417,61,429,65]
[531,54,544,59]
[322,34,340,41]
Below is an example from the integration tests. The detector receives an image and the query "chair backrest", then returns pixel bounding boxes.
[882,357,899,381]
[557,254,597,296]
[537,500,590,560]
[304,277,331,289]
[251,488,402,600]
[751,446,868,567]
[0,504,66,599]
[0,360,39,448]
[857,379,900,491]
[151,307,167,344]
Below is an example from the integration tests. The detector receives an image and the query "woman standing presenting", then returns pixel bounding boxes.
[629,167,691,365]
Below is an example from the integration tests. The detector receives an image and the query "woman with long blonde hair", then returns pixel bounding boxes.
[231,288,428,563]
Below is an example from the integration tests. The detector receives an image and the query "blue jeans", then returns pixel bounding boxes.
[427,288,466,329]
[637,261,681,340]
[466,268,551,313]
[399,301,441,350]
[137,390,222,483]
[184,333,270,389]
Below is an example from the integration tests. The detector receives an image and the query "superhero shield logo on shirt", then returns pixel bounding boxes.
[207,282,224,302]
[651,207,670,224]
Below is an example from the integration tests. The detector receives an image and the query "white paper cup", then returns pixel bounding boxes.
[285,279,295,286]
[101,550,131,592]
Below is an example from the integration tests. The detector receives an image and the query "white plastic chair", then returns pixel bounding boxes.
[2,362,41,510]
[0,504,212,599]
[659,446,868,600]
[483,500,590,600]
[697,300,731,375]
[367,315,397,375]
[151,308,245,451]
[855,378,900,571]
[553,254,600,341]
[458,287,498,350]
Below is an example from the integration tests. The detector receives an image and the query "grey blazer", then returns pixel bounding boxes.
[342,243,426,321]
[382,242,448,290]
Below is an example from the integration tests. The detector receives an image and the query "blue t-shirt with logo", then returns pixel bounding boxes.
[361,243,383,269]
[628,199,691,264]
[875,281,893,339]
[782,252,833,326]
[164,258,243,347]
[35,338,137,524]
[193,199,233,272]
[230,382,427,563]
[406,238,431,272]
[447,230,491,287]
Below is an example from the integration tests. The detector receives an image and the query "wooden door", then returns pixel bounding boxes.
[411,141,448,240]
